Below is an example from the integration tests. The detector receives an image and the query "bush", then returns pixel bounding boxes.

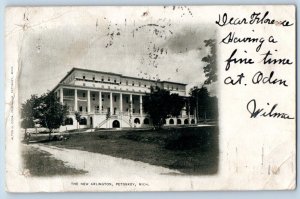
[98,135,109,140]
[164,132,199,150]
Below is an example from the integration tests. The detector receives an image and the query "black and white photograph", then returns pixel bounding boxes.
[19,6,219,177]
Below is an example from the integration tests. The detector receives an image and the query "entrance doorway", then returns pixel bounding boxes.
[112,120,120,128]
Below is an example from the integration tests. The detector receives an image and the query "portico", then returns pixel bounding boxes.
[59,87,144,116]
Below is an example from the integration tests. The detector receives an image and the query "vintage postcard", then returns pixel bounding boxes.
[5,6,296,192]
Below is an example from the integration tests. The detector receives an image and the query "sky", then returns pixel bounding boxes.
[18,6,218,103]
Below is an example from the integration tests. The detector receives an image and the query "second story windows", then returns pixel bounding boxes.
[108,77,110,81]
[82,93,86,98]
[101,76,104,81]
[83,75,85,80]
[132,81,134,86]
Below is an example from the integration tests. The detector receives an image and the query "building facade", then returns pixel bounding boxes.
[53,68,196,131]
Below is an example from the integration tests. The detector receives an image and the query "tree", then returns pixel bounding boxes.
[20,95,40,135]
[189,86,218,122]
[143,86,185,129]
[202,39,217,84]
[74,111,81,129]
[34,91,68,139]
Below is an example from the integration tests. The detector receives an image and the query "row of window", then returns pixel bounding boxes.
[78,106,141,114]
[80,93,138,103]
[163,118,195,125]
[64,117,195,126]
[81,75,179,90]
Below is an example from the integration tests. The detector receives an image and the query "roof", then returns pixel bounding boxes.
[59,67,187,86]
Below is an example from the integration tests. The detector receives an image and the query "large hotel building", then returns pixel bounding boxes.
[53,68,196,130]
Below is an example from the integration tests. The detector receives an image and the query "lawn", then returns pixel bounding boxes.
[22,145,87,176]
[43,126,219,175]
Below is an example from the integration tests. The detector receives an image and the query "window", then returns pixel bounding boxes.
[126,97,129,103]
[92,76,95,81]
[65,118,73,125]
[114,79,116,83]
[114,96,117,102]
[108,94,110,99]
[79,106,83,112]
[169,119,174,125]
[83,93,86,97]
[101,76,104,81]
[134,118,140,124]
[176,87,178,90]
[133,109,135,113]
[108,77,110,81]
[184,119,189,124]
[177,119,182,124]
[92,94,95,101]
[144,84,146,87]
[139,82,141,86]
[83,75,85,79]
[79,117,87,125]
[126,81,128,85]
[132,81,134,86]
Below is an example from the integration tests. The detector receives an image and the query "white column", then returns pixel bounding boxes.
[87,90,91,113]
[99,91,102,113]
[110,92,113,116]
[129,94,133,116]
[74,89,78,111]
[140,95,143,117]
[120,93,123,114]
[60,88,63,104]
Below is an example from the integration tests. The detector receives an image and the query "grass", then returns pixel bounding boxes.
[43,126,219,175]
[22,145,87,177]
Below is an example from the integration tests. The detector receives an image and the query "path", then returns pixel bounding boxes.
[31,144,181,177]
